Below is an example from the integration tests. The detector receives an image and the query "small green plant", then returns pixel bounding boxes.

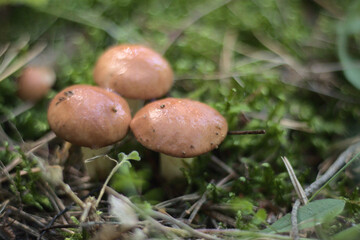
[95,151,141,207]
[3,145,51,210]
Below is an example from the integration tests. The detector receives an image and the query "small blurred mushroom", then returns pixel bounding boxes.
[93,44,173,114]
[47,84,131,180]
[130,98,228,180]
[17,66,56,102]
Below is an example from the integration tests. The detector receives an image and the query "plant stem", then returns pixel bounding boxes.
[59,182,86,209]
[95,158,128,208]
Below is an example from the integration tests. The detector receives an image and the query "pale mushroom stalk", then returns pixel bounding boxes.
[160,154,194,180]
[124,98,145,116]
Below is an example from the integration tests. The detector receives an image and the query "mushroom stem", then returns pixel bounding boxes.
[160,153,194,181]
[227,130,266,135]
[124,98,144,115]
[82,146,115,181]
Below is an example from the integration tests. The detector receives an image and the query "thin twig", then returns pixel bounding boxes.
[21,131,56,154]
[38,183,68,225]
[38,203,75,240]
[216,173,236,187]
[291,200,301,240]
[307,143,360,198]
[155,193,200,209]
[7,206,47,228]
[7,217,47,240]
[43,181,71,224]
[188,192,207,224]
[79,200,93,223]
[210,155,236,176]
[0,167,41,183]
[2,158,22,176]
[59,181,86,209]
[228,130,266,135]
[204,210,236,227]
[185,170,237,224]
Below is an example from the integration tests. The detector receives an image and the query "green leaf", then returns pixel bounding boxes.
[332,224,360,240]
[127,151,141,161]
[22,193,43,210]
[262,199,345,233]
[118,151,141,162]
[70,216,80,225]
[252,208,267,225]
[337,3,360,89]
[117,152,127,162]
[231,199,254,215]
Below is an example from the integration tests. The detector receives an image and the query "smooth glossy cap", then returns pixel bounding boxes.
[48,85,131,148]
[17,67,56,102]
[130,98,228,157]
[93,44,173,99]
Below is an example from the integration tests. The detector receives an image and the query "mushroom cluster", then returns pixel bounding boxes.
[47,43,231,181]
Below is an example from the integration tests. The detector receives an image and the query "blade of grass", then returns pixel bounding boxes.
[0,43,10,59]
[34,6,144,43]
[0,35,29,74]
[282,156,308,204]
[0,42,47,82]
[309,150,360,201]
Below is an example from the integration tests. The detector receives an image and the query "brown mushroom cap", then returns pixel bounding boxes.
[130,98,228,158]
[17,67,56,102]
[93,44,173,100]
[48,85,131,148]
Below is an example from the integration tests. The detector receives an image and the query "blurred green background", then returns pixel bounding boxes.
[1,0,360,235]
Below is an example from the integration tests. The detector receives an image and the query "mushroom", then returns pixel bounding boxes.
[93,44,173,113]
[47,84,131,180]
[130,98,228,180]
[17,66,56,102]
